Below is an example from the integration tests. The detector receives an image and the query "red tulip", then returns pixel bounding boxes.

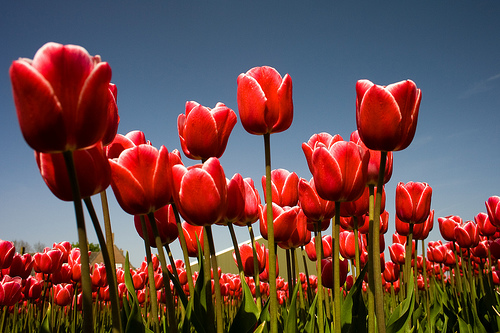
[383,261,400,283]
[475,212,497,237]
[471,240,490,259]
[278,209,311,249]
[52,263,73,284]
[259,248,279,282]
[350,130,393,185]
[339,231,359,260]
[259,203,299,243]
[302,133,343,172]
[24,276,43,300]
[36,142,111,201]
[307,137,369,202]
[109,144,172,215]
[180,222,204,258]
[486,196,500,228]
[389,243,406,265]
[172,157,227,226]
[10,42,115,153]
[321,257,349,289]
[106,130,150,159]
[237,66,293,135]
[454,221,479,248]
[339,216,365,232]
[53,283,74,307]
[438,215,462,242]
[305,235,333,261]
[33,248,64,274]
[359,210,389,234]
[413,210,434,240]
[221,174,246,225]
[356,79,422,152]
[395,182,432,224]
[233,177,261,227]
[298,177,335,223]
[5,253,33,279]
[178,101,237,160]
[0,240,15,269]
[262,169,299,208]
[134,204,179,247]
[234,242,266,277]
[340,185,385,218]
[0,275,22,307]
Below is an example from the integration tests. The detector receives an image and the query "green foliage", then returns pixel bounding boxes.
[71,241,100,252]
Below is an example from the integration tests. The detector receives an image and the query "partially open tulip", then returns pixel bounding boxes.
[172,157,227,226]
[220,173,246,225]
[178,101,237,160]
[306,137,369,202]
[181,222,204,258]
[0,240,15,269]
[259,203,299,243]
[298,177,336,224]
[237,66,293,135]
[109,144,172,215]
[33,248,64,274]
[438,215,462,242]
[36,142,111,201]
[356,79,422,152]
[321,257,349,289]
[350,130,393,185]
[134,204,179,247]
[395,182,432,224]
[5,253,33,279]
[302,133,342,176]
[305,235,333,261]
[53,283,74,307]
[106,130,150,159]
[278,209,311,249]
[10,42,115,153]
[0,275,22,307]
[475,212,497,237]
[339,231,359,260]
[234,242,266,277]
[486,196,500,228]
[262,169,299,208]
[233,177,261,227]
[389,243,406,265]
[454,221,480,248]
[383,261,400,283]
[413,210,434,240]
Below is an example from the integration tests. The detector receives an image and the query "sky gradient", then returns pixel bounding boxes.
[1,2,500,267]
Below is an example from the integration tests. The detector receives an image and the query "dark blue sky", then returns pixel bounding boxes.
[2,2,500,266]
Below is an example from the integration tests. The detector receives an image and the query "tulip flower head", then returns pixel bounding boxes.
[0,240,15,269]
[10,42,115,153]
[395,182,432,224]
[262,169,299,208]
[356,79,422,152]
[486,196,500,228]
[237,66,293,135]
[298,177,336,224]
[134,204,179,247]
[178,101,237,160]
[438,215,462,242]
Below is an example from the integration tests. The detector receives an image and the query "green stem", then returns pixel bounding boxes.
[139,215,160,332]
[83,197,122,333]
[172,203,195,298]
[315,225,324,333]
[354,217,360,281]
[205,226,224,333]
[228,223,245,281]
[263,133,278,333]
[333,202,341,333]
[301,246,313,305]
[147,212,178,333]
[164,243,180,281]
[100,191,116,274]
[286,249,293,306]
[62,150,94,333]
[247,223,262,311]
[367,186,376,333]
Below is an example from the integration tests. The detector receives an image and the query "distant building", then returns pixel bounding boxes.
[90,244,133,270]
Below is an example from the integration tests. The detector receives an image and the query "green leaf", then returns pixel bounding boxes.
[341,264,368,333]
[284,281,301,333]
[458,316,472,333]
[304,293,318,333]
[386,269,415,333]
[123,252,146,333]
[38,304,51,333]
[253,321,267,333]
[229,278,260,333]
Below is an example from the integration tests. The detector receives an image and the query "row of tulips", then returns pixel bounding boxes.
[6,41,500,332]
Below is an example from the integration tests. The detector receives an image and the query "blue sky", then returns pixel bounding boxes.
[1,2,500,267]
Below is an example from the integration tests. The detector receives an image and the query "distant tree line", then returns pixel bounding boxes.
[10,240,100,254]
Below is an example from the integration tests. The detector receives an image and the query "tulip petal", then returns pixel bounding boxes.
[311,146,343,201]
[237,74,268,134]
[183,104,218,158]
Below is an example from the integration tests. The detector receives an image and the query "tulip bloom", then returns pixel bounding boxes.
[237,66,293,135]
[53,283,74,307]
[109,144,172,215]
[0,240,15,269]
[6,253,33,279]
[259,204,299,243]
[356,79,422,152]
[454,221,479,248]
[106,130,150,159]
[486,196,500,228]
[475,212,497,237]
[0,275,23,307]
[134,204,179,247]
[9,42,115,153]
[304,235,333,261]
[178,101,237,160]
[221,174,246,225]
[321,257,349,289]
[234,242,266,277]
[395,182,432,224]
[262,169,299,208]
[33,248,64,274]
[181,222,204,258]
[233,177,261,227]
[36,142,111,201]
[438,215,462,242]
[302,132,343,174]
[306,137,369,202]
[172,157,227,226]
[298,178,336,223]
[278,209,311,249]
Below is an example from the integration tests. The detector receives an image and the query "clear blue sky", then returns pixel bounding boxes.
[1,2,499,267]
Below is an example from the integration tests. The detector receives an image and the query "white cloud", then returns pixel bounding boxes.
[459,72,500,99]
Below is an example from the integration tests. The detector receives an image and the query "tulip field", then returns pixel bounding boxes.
[3,41,500,333]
